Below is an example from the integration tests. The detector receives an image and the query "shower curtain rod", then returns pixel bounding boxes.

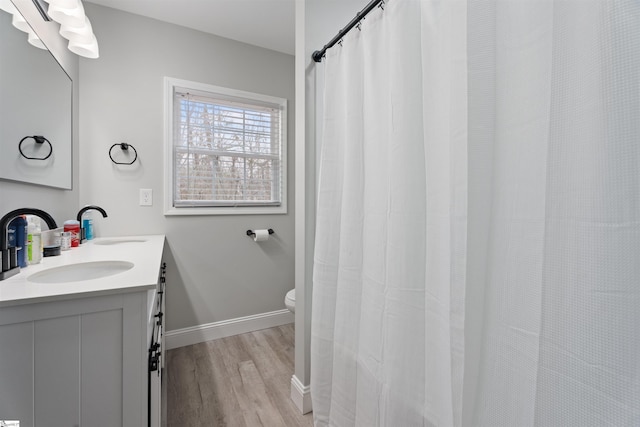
[311,0,385,63]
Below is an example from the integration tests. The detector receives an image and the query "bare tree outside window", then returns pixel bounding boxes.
[170,83,285,212]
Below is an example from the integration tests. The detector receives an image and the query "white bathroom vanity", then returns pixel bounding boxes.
[0,235,165,427]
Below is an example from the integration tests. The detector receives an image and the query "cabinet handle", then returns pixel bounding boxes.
[149,357,158,372]
[148,344,161,372]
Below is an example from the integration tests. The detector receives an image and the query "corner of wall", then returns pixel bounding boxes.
[294,0,312,394]
[291,374,313,414]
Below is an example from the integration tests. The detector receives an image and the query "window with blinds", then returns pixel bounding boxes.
[165,78,287,215]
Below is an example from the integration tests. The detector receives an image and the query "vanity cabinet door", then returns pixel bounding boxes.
[35,316,80,426]
[0,291,149,427]
[0,316,80,426]
[0,322,34,425]
[81,309,123,427]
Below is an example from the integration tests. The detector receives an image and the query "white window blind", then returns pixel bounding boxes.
[168,81,286,213]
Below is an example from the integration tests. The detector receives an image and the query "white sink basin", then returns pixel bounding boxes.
[27,261,135,283]
[94,239,148,246]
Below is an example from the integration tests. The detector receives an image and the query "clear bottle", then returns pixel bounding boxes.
[61,231,72,251]
[27,216,42,265]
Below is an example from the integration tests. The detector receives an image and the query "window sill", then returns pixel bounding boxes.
[164,204,287,216]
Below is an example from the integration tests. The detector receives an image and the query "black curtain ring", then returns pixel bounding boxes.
[18,135,53,160]
[109,143,138,165]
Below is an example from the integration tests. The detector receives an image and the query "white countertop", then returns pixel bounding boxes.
[0,235,165,307]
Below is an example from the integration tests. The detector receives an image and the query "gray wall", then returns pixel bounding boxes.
[0,0,79,224]
[79,4,295,331]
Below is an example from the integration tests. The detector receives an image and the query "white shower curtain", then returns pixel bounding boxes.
[311,1,640,426]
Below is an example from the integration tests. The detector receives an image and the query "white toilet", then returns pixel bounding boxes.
[285,289,295,313]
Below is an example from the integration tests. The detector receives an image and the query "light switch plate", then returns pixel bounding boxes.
[140,188,153,206]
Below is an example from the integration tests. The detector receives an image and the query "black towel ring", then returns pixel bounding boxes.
[18,135,53,160]
[109,143,138,165]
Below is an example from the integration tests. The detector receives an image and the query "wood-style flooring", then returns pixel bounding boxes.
[166,324,314,427]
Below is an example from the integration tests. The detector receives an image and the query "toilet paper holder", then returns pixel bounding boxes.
[246,228,274,237]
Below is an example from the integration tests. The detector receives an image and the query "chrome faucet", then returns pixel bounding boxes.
[76,205,108,243]
[0,208,57,281]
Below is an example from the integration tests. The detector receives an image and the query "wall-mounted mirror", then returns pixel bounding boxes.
[0,7,72,189]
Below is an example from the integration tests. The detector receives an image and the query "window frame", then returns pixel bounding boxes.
[164,77,287,216]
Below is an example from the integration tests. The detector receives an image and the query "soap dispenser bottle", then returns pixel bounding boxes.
[27,216,42,265]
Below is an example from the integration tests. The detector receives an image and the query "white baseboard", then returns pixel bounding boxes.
[291,374,313,414]
[165,309,294,350]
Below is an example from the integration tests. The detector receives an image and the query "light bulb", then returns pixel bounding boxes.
[59,15,94,44]
[11,11,31,33]
[28,31,47,49]
[48,0,85,27]
[0,0,17,15]
[46,0,79,8]
[68,34,99,59]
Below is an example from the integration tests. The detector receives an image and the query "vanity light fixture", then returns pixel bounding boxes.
[0,0,98,57]
[11,9,31,31]
[15,13,47,50]
[0,0,18,17]
[46,0,84,25]
[0,0,48,50]
[44,0,99,58]
[59,15,92,42]
[27,30,46,49]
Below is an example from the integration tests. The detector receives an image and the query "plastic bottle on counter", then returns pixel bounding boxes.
[61,231,72,251]
[27,216,42,264]
[42,228,63,257]
[8,216,28,268]
[63,220,80,248]
[82,211,94,240]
